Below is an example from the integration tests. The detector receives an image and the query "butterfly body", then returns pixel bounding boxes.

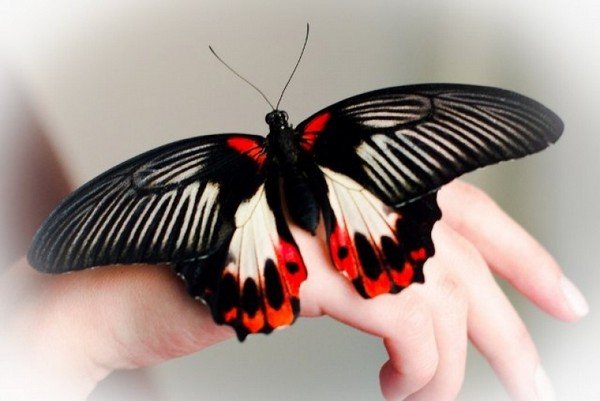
[28,84,563,341]
[263,109,322,233]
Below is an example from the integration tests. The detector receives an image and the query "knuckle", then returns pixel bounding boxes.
[454,236,487,271]
[437,275,468,309]
[454,181,490,205]
[410,351,439,387]
[512,321,535,351]
[490,321,535,364]
[396,292,431,331]
[443,181,498,228]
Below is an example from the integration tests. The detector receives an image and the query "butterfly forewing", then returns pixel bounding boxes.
[29,134,265,272]
[298,84,563,208]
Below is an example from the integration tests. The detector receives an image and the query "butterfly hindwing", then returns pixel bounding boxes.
[202,173,306,340]
[175,173,306,340]
[321,167,440,298]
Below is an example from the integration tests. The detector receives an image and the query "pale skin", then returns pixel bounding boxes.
[0,175,589,401]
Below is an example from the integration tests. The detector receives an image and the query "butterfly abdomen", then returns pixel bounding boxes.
[266,111,322,234]
[281,171,320,234]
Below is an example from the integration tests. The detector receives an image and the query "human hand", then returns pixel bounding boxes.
[0,180,587,401]
[298,179,588,401]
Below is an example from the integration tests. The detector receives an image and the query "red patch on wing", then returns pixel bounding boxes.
[242,310,265,334]
[329,224,394,297]
[410,248,427,261]
[265,301,294,329]
[305,111,331,132]
[277,239,307,297]
[328,218,430,298]
[390,262,415,288]
[329,224,359,280]
[227,137,266,166]
[301,111,331,151]
[223,307,238,323]
[246,238,306,331]
[363,271,393,298]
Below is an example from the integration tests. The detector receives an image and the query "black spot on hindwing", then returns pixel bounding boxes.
[285,261,299,274]
[354,233,381,279]
[241,278,260,317]
[215,273,239,321]
[381,236,405,271]
[264,259,285,310]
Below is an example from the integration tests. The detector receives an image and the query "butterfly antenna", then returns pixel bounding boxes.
[209,45,275,110]
[275,23,310,110]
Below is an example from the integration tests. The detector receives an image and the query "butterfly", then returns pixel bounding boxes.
[27,80,563,340]
[26,22,562,342]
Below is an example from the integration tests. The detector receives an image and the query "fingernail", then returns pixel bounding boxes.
[560,276,589,317]
[534,365,556,401]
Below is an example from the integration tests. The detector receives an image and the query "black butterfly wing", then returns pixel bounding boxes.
[29,134,262,271]
[298,84,563,207]
[297,84,563,297]
[28,134,307,340]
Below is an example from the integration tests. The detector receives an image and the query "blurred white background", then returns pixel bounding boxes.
[1,1,598,400]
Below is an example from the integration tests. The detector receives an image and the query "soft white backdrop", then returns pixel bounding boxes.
[1,1,598,400]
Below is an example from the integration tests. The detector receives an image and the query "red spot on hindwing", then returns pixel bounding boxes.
[329,224,359,279]
[242,310,265,334]
[390,262,415,288]
[410,247,427,261]
[329,223,394,297]
[301,111,331,151]
[227,136,266,166]
[223,307,238,323]
[363,272,393,298]
[255,238,306,330]
[276,239,307,297]
[264,299,293,329]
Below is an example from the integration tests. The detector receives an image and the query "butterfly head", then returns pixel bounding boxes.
[265,110,291,130]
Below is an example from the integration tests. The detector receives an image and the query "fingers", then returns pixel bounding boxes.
[300,219,554,401]
[434,222,551,401]
[439,180,589,321]
[377,293,439,401]
[325,286,440,400]
[404,260,468,401]
[298,243,439,399]
[297,227,468,401]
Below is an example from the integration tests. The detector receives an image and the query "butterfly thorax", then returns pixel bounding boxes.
[265,110,298,168]
[265,110,321,234]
